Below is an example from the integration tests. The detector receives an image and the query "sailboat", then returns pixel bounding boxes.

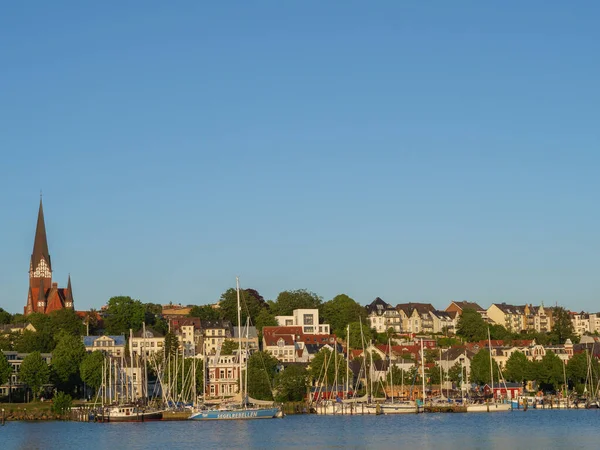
[466,329,511,413]
[96,350,163,422]
[364,339,421,414]
[189,278,282,420]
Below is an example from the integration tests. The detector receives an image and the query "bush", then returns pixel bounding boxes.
[51,392,73,416]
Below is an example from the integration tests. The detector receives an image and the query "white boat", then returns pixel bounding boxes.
[466,401,511,412]
[365,401,422,414]
[189,277,282,421]
[103,404,163,422]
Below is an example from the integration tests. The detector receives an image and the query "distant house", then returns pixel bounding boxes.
[83,335,126,357]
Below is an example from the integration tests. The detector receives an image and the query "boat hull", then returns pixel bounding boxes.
[106,411,164,422]
[189,407,281,420]
[467,403,512,412]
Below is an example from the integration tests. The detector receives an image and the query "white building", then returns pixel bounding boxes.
[130,329,165,357]
[83,335,126,357]
[275,309,330,335]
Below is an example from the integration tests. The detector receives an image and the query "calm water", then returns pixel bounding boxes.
[1,410,599,449]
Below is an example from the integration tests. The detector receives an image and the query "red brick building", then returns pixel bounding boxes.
[24,198,74,315]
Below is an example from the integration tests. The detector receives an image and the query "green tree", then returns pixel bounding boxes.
[456,309,487,342]
[20,351,50,400]
[0,333,15,351]
[51,391,73,416]
[489,324,513,341]
[271,289,322,316]
[448,362,466,387]
[274,365,309,402]
[254,308,278,340]
[550,307,577,344]
[189,304,220,321]
[83,309,100,335]
[51,331,86,394]
[320,294,367,337]
[104,296,146,335]
[15,329,54,353]
[308,348,347,386]
[0,352,11,385]
[503,351,530,384]
[347,322,373,349]
[469,349,501,385]
[0,307,11,325]
[80,351,105,393]
[537,351,564,392]
[247,351,279,400]
[218,288,269,326]
[10,313,26,324]
[49,308,85,337]
[220,339,238,356]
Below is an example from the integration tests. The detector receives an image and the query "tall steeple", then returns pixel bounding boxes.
[31,196,52,274]
[65,274,74,309]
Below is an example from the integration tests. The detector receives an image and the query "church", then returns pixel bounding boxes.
[24,198,74,315]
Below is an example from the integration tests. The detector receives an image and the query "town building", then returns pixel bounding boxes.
[487,303,526,333]
[396,303,435,334]
[275,309,330,335]
[366,297,403,333]
[205,353,242,398]
[445,301,489,322]
[571,311,600,336]
[83,335,126,357]
[24,198,75,315]
[130,328,165,358]
[262,326,337,363]
[523,304,554,333]
[202,320,233,355]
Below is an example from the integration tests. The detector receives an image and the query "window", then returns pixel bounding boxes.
[303,314,314,325]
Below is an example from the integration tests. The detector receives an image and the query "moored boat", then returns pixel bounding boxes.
[104,405,163,422]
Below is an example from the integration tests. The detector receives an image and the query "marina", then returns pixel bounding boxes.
[2,409,600,450]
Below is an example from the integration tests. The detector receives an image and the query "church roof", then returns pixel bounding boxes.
[31,198,51,272]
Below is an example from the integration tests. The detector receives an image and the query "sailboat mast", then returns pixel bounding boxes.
[389,338,394,404]
[346,324,350,399]
[236,277,244,406]
[439,348,443,399]
[488,328,494,399]
[420,338,426,406]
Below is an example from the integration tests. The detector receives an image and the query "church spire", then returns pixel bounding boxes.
[65,274,74,308]
[31,196,52,274]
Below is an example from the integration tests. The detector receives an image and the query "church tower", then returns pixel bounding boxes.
[24,197,74,315]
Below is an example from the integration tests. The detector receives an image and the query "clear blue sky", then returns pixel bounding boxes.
[1,2,599,314]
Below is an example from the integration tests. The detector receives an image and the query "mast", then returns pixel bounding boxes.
[236,277,244,406]
[389,338,394,404]
[202,338,206,404]
[488,327,494,401]
[346,324,350,399]
[143,322,148,403]
[420,338,426,406]
[439,347,443,399]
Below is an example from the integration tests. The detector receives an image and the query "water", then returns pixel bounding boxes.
[1,410,598,449]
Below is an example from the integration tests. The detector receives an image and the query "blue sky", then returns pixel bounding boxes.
[1,2,599,314]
